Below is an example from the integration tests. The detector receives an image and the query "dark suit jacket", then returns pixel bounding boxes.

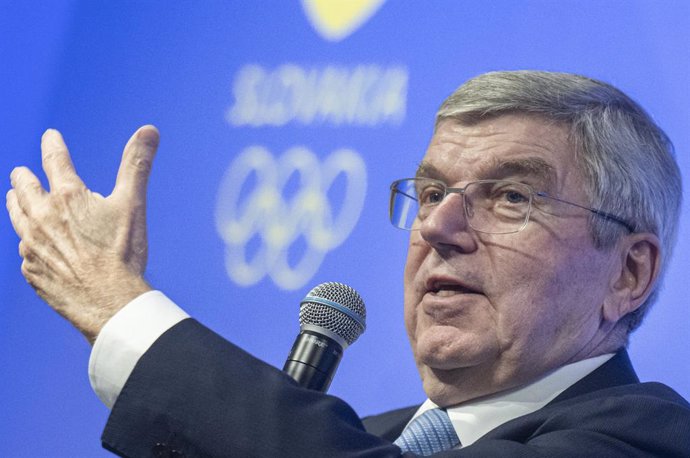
[102,319,690,457]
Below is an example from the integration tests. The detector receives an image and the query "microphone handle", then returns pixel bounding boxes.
[283,329,343,392]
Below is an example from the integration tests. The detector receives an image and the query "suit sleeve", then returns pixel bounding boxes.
[101,318,401,458]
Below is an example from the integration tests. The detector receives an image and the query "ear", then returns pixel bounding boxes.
[602,233,661,323]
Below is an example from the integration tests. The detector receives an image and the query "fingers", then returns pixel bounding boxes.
[41,129,85,192]
[8,189,53,283]
[9,166,46,219]
[113,125,159,204]
[6,188,28,238]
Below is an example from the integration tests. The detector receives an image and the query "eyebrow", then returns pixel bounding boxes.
[415,162,446,180]
[416,157,556,189]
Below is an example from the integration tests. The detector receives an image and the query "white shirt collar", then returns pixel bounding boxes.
[410,353,615,447]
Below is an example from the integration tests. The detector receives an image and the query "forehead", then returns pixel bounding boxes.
[420,114,576,189]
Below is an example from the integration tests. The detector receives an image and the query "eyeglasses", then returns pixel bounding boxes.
[389,178,635,234]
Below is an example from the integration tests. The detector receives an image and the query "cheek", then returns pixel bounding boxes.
[404,234,427,278]
[403,235,428,340]
[487,240,611,353]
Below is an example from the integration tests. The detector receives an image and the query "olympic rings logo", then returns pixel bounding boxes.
[215,145,367,290]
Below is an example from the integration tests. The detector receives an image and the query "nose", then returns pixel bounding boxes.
[419,192,477,252]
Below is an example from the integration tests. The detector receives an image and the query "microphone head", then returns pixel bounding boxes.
[299,282,366,348]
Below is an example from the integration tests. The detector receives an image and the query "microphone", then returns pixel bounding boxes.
[283,282,366,392]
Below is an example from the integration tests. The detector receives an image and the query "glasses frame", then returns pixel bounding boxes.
[389,177,635,234]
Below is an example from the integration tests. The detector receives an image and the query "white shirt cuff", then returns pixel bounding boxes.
[88,290,189,409]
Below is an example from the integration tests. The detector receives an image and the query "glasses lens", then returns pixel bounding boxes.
[389,179,533,234]
[390,179,421,230]
[465,181,532,234]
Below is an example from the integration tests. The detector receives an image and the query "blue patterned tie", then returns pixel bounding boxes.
[393,408,461,455]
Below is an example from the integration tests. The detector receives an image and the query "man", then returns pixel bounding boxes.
[7,71,690,456]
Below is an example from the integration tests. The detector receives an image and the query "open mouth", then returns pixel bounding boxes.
[426,278,480,297]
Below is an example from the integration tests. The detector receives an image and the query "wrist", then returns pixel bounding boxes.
[80,276,153,345]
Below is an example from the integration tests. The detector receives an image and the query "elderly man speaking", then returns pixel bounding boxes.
[7,71,690,456]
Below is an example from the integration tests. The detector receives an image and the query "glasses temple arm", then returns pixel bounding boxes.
[535,192,635,233]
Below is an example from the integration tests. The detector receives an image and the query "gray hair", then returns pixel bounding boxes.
[436,70,682,334]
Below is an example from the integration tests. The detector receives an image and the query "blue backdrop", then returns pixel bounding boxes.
[1,1,688,456]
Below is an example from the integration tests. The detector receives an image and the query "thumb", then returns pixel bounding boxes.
[112,125,160,203]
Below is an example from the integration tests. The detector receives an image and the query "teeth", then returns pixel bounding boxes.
[436,289,460,297]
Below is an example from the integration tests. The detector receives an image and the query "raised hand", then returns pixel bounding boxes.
[6,126,160,344]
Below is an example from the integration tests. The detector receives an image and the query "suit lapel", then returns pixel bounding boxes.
[362,405,418,441]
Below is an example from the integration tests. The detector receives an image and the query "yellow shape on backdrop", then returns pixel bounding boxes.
[301,0,387,42]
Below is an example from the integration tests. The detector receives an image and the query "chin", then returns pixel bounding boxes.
[416,351,503,406]
[414,330,496,370]
[420,367,468,407]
